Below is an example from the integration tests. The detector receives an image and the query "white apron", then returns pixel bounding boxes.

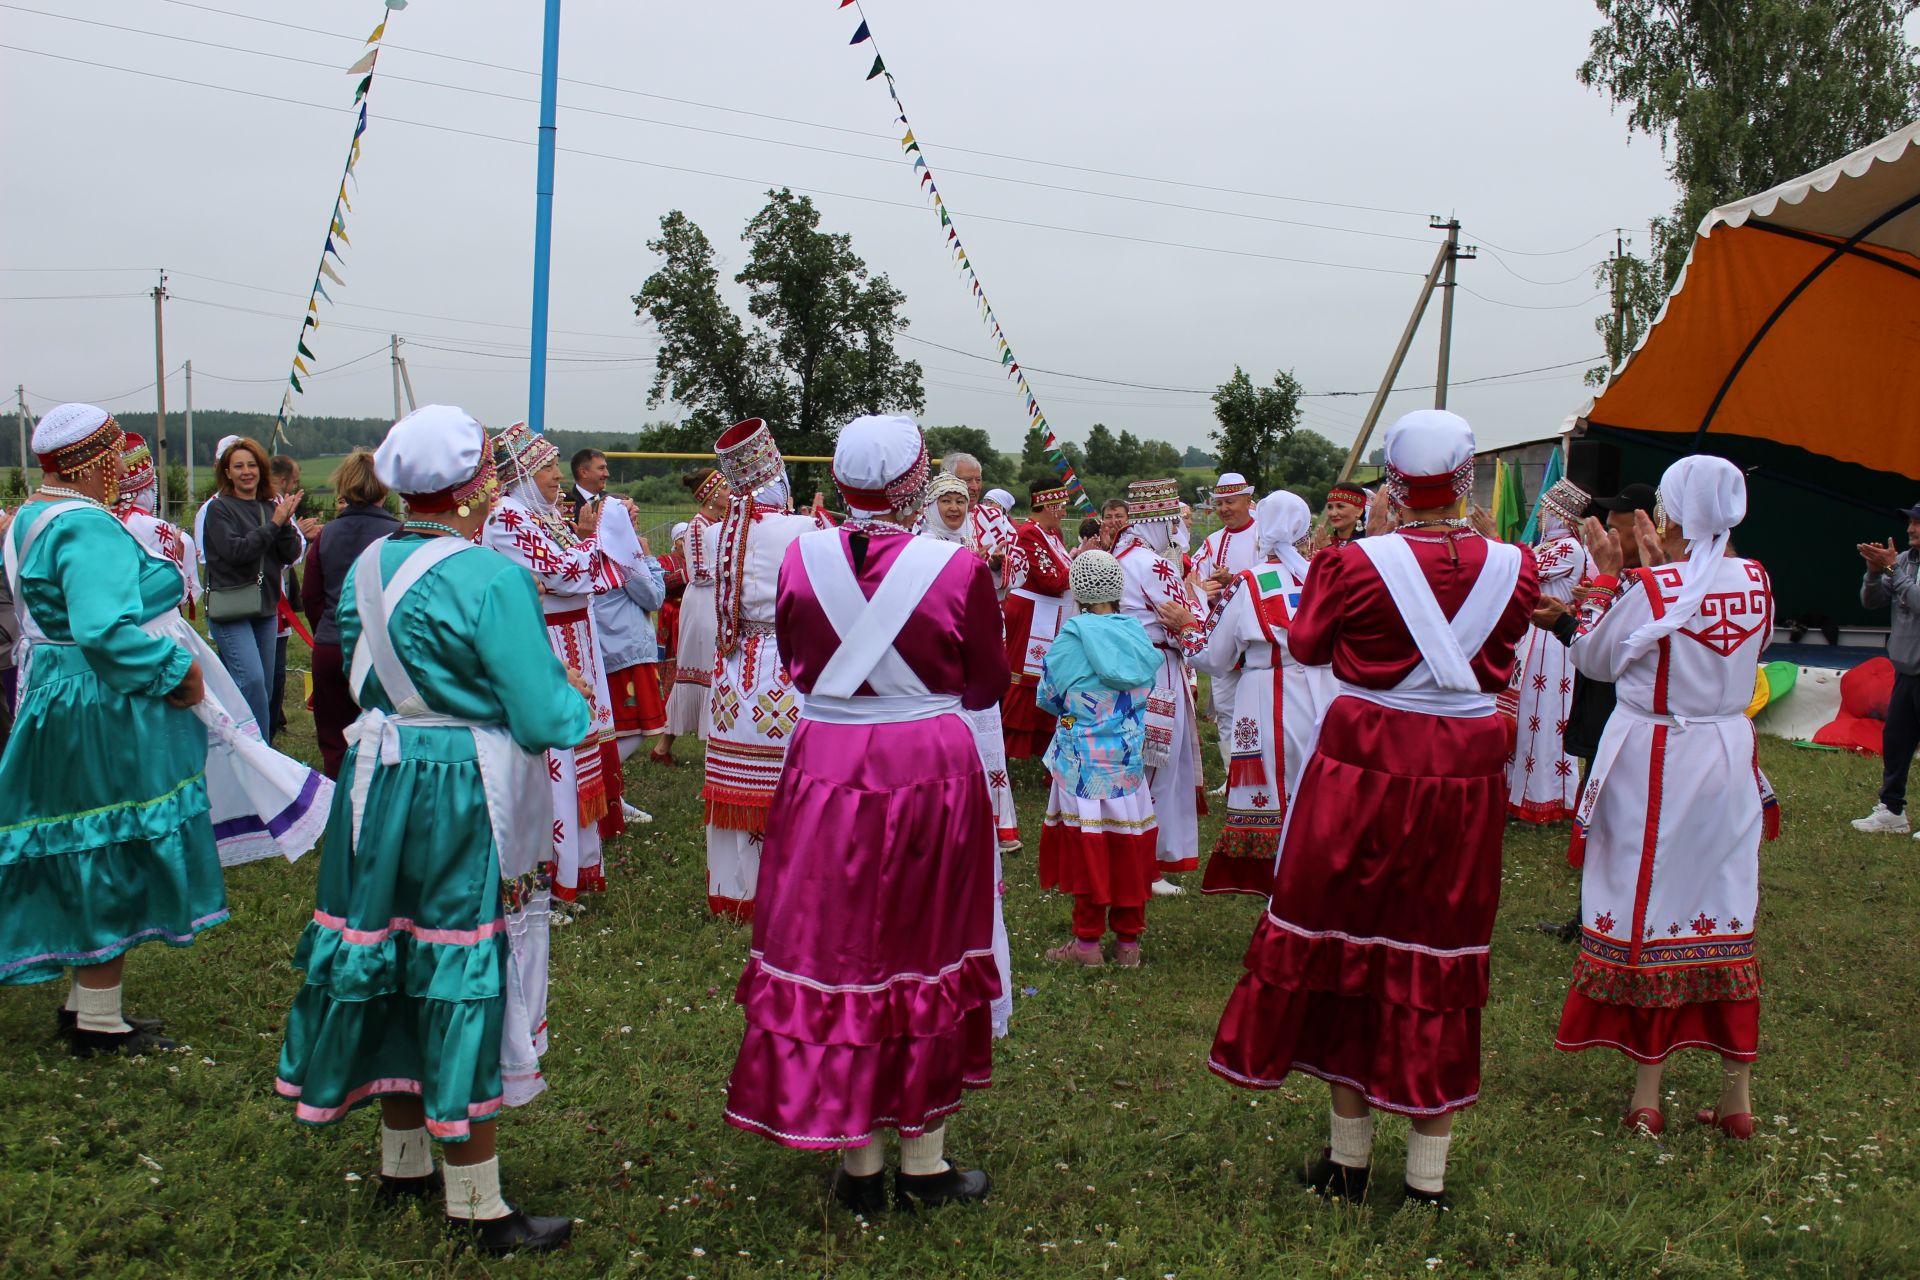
[797,531,1012,1035]
[345,536,556,1106]
[6,501,331,867]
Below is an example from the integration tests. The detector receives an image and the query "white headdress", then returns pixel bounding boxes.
[1621,455,1747,660]
[1255,490,1313,582]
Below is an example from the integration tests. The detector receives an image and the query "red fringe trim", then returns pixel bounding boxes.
[1227,756,1268,789]
[703,795,770,834]
[1763,802,1781,842]
[1509,797,1574,825]
[1566,824,1586,869]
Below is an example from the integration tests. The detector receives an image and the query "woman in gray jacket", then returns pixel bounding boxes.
[201,437,302,743]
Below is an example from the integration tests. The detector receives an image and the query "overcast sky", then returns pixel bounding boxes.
[2,0,1688,459]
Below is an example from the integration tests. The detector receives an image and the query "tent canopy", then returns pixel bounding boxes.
[1578,120,1920,627]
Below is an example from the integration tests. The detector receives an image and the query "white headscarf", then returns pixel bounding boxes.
[1136,519,1172,554]
[918,474,970,543]
[1621,455,1747,660]
[1255,490,1312,582]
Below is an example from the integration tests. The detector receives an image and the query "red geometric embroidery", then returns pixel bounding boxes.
[1555,718,1569,736]
[1528,715,1541,734]
[1594,911,1615,933]
[1681,589,1769,656]
[1667,921,1682,936]
[988,770,1009,790]
[1558,676,1572,694]
[1690,912,1718,936]
[1250,791,1271,809]
[1532,673,1548,691]
[547,757,563,783]
[1728,917,1743,931]
[1554,758,1574,777]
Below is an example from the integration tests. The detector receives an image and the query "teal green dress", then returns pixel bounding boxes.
[0,501,222,984]
[275,535,590,1141]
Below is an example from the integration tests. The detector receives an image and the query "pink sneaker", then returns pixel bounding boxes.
[1046,939,1105,967]
[1112,941,1142,968]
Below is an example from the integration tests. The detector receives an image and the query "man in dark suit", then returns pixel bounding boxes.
[568,448,609,514]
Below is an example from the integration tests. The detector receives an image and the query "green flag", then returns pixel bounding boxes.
[1492,458,1526,543]
[1519,449,1563,544]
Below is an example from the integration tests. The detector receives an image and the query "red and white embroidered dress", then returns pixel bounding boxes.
[1503,528,1590,822]
[702,498,823,919]
[1113,530,1210,874]
[667,515,721,739]
[1190,562,1334,896]
[1209,530,1538,1115]
[117,509,200,618]
[482,494,626,900]
[1555,558,1776,1064]
[1190,518,1263,767]
[999,519,1074,760]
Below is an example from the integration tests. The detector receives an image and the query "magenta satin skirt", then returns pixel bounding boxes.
[1209,695,1507,1116]
[724,713,1000,1149]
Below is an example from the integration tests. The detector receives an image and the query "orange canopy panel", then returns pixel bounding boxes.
[1582,120,1920,479]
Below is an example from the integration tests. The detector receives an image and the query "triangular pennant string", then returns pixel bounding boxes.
[841,5,1091,509]
[277,1,397,441]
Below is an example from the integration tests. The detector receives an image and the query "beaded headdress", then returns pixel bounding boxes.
[1125,477,1182,524]
[1029,484,1071,510]
[714,418,786,497]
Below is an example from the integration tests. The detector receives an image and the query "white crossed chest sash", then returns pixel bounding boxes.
[1350,533,1522,717]
[344,536,551,874]
[798,529,963,724]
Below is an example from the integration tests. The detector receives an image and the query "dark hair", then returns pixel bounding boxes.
[270,454,299,483]
[216,437,278,501]
[1078,517,1102,540]
[570,448,605,480]
[681,467,718,495]
[1101,499,1128,516]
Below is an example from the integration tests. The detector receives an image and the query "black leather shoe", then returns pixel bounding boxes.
[1298,1148,1370,1203]
[1401,1182,1453,1212]
[375,1170,444,1207]
[894,1165,991,1210]
[447,1208,573,1255]
[56,1008,166,1038]
[832,1167,887,1215]
[67,1026,177,1058]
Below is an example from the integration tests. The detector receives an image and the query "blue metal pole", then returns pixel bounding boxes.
[528,0,562,433]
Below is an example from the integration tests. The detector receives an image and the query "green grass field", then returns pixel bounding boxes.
[2,673,1915,1278]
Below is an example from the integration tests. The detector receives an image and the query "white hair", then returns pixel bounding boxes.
[941,451,981,475]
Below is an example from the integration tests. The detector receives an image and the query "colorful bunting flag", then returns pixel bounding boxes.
[275,1,400,445]
[849,20,870,43]
[866,55,886,80]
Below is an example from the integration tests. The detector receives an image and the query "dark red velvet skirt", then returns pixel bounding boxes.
[609,663,667,737]
[1209,695,1508,1116]
[1000,681,1056,759]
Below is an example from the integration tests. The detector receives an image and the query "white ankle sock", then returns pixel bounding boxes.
[899,1127,949,1177]
[1329,1110,1375,1169]
[64,979,81,1013]
[381,1124,435,1179]
[72,983,131,1035]
[842,1142,886,1177]
[1405,1131,1451,1193]
[442,1155,510,1220]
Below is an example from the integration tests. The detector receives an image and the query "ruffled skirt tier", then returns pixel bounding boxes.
[726,715,999,1149]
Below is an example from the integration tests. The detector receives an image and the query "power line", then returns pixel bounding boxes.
[1460,287,1608,312]
[0,44,1434,280]
[1311,356,1605,397]
[0,292,149,301]
[191,343,390,384]
[143,0,1433,222]
[6,5,1443,250]
[5,43,1437,281]
[1474,247,1607,288]
[166,295,649,359]
[1466,228,1615,257]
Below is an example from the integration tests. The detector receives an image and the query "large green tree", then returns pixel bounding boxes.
[1579,1,1920,381]
[1209,366,1305,491]
[632,189,925,459]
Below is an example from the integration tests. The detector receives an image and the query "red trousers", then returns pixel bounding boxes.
[1073,896,1144,942]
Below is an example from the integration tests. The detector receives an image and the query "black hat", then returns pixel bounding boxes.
[1899,503,1920,520]
[1592,482,1658,514]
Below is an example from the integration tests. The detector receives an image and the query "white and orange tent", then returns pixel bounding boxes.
[1576,119,1920,629]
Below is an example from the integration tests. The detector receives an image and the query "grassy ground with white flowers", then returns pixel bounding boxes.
[1,671,1916,1279]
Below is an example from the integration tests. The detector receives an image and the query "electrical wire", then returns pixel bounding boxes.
[141,0,1432,221]
[1466,228,1616,257]
[1459,287,1608,312]
[1474,247,1607,288]
[0,292,149,301]
[0,44,1434,280]
[190,343,389,383]
[4,5,1443,250]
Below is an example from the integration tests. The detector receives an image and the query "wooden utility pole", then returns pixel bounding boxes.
[15,385,28,477]
[1611,229,1627,359]
[1433,216,1475,409]
[1337,240,1450,483]
[151,270,170,514]
[183,360,195,502]
[391,334,404,421]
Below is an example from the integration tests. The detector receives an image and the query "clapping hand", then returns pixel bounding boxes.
[1365,498,1396,537]
[1530,597,1571,630]
[564,665,592,699]
[1858,538,1899,572]
[1156,598,1198,632]
[575,498,603,537]
[1582,516,1623,577]
[1468,505,1499,540]
[1632,509,1668,567]
[270,490,305,526]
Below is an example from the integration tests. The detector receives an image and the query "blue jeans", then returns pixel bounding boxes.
[210,613,279,745]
